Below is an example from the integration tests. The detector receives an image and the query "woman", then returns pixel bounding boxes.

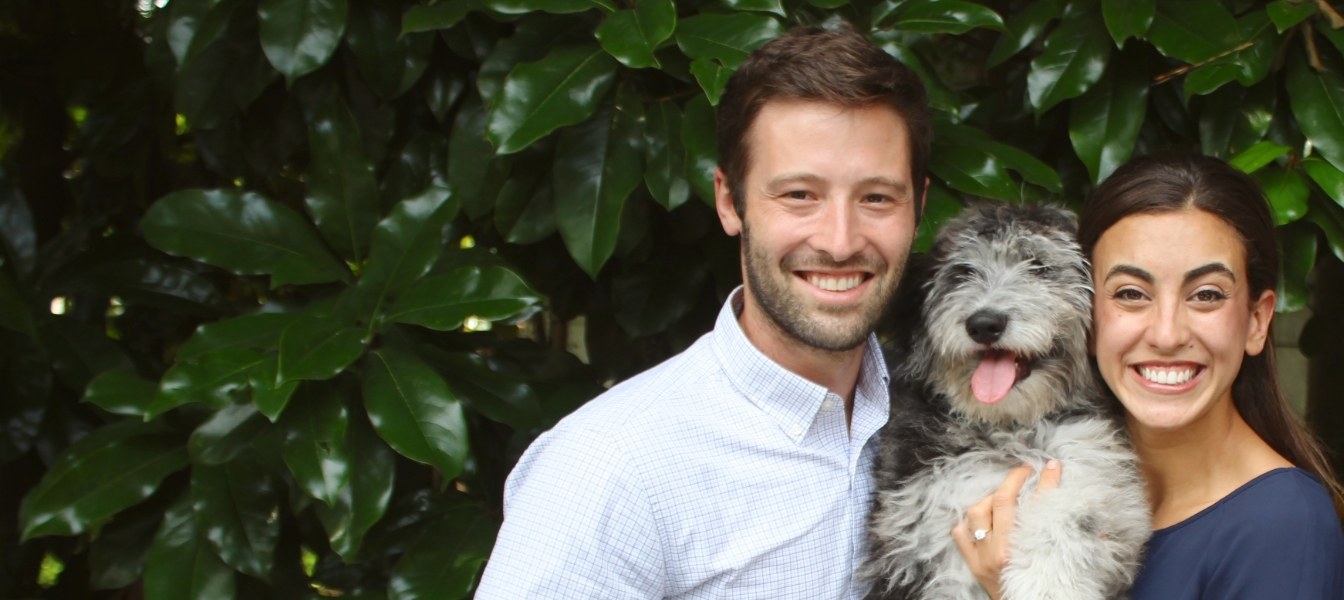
[955,153,1344,598]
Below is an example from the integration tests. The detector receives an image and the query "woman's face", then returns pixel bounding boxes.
[1090,208,1275,435]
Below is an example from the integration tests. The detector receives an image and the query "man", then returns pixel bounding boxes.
[475,22,930,598]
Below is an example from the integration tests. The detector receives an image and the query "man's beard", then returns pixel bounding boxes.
[741,223,902,352]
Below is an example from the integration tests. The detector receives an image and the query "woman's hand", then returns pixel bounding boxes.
[951,460,1062,600]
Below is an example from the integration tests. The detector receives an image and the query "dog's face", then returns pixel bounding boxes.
[920,203,1094,425]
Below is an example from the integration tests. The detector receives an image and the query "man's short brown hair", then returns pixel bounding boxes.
[716,22,931,220]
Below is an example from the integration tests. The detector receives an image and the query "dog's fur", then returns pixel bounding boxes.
[863,203,1150,599]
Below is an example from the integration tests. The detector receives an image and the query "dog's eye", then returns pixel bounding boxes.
[1028,259,1053,277]
[947,264,976,280]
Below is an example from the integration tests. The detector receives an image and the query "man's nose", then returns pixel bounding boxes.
[811,199,863,262]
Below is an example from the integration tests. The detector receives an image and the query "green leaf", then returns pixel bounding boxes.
[674,13,782,69]
[987,0,1064,67]
[1027,3,1113,116]
[493,154,558,244]
[476,15,575,105]
[144,495,236,600]
[388,502,497,600]
[486,44,619,155]
[682,94,718,205]
[1198,81,1276,157]
[357,185,458,326]
[929,123,1019,201]
[279,390,350,506]
[690,59,732,106]
[1148,0,1238,63]
[1102,0,1154,46]
[0,179,37,277]
[179,313,297,361]
[313,410,393,560]
[449,95,509,220]
[277,312,366,383]
[643,100,690,210]
[481,0,614,14]
[1252,166,1310,225]
[434,351,544,430]
[612,257,710,337]
[151,348,266,419]
[1228,140,1292,173]
[166,0,237,68]
[1267,0,1317,32]
[346,0,432,100]
[1304,156,1344,208]
[190,460,280,580]
[595,0,676,69]
[402,1,472,33]
[257,0,348,83]
[188,403,269,466]
[305,88,380,263]
[553,90,643,277]
[914,183,964,253]
[0,270,36,342]
[1069,54,1149,184]
[1287,55,1344,172]
[250,353,300,420]
[88,500,163,590]
[1308,204,1344,262]
[876,0,1005,34]
[362,348,469,477]
[389,266,541,330]
[1183,13,1277,96]
[83,369,156,417]
[142,189,347,287]
[20,421,187,540]
[1278,222,1316,312]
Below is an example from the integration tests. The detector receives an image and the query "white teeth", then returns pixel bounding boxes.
[808,274,862,292]
[1138,366,1196,385]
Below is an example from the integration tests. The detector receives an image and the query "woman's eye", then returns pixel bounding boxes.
[1192,289,1228,303]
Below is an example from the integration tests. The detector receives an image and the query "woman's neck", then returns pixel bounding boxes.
[1129,404,1292,529]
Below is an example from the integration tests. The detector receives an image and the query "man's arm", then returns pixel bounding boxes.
[475,428,667,598]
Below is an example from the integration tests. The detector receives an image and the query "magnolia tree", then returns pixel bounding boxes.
[2,0,1343,597]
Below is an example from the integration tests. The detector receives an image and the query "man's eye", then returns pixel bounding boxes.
[863,194,890,203]
[785,190,811,200]
[1113,288,1145,301]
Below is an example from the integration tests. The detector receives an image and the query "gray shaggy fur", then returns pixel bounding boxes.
[863,203,1150,600]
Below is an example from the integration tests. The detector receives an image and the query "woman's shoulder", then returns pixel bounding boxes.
[1216,467,1339,530]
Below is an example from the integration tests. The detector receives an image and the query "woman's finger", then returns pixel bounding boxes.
[1034,459,1062,498]
[991,465,1033,534]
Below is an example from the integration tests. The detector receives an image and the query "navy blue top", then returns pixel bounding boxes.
[1131,467,1344,599]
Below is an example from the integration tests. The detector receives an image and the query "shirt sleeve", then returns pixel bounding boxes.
[1204,485,1344,599]
[474,426,667,599]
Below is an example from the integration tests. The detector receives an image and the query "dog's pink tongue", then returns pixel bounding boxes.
[971,350,1018,404]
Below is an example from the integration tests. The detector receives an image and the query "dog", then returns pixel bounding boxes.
[862,203,1150,599]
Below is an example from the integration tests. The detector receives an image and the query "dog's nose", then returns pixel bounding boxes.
[966,310,1008,344]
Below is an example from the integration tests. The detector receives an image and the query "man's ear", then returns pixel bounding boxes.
[714,168,742,237]
[916,176,929,225]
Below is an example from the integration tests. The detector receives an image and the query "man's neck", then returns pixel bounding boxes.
[735,298,866,415]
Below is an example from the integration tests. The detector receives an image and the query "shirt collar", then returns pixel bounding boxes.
[712,287,890,443]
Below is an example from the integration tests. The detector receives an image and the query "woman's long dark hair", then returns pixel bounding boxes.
[1079,152,1344,507]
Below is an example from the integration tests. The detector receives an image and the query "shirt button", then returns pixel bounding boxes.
[821,398,835,411]
[792,425,804,436]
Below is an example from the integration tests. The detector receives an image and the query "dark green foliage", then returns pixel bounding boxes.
[1,0,1342,597]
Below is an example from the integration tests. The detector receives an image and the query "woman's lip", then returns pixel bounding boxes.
[1130,362,1204,391]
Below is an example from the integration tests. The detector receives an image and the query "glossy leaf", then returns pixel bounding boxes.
[1252,166,1309,225]
[389,265,541,330]
[387,502,497,600]
[314,410,394,560]
[179,312,297,361]
[142,189,346,287]
[363,348,469,477]
[83,369,156,417]
[357,185,458,325]
[250,353,300,420]
[402,1,471,33]
[188,403,269,466]
[172,26,238,130]
[595,0,676,69]
[190,460,280,580]
[88,500,163,590]
[644,100,690,210]
[475,16,574,105]
[20,421,187,540]
[346,0,432,100]
[305,88,380,263]
[690,59,732,106]
[875,0,1004,34]
[1278,222,1316,312]
[1287,56,1344,171]
[0,270,35,342]
[1228,140,1291,173]
[0,178,36,277]
[1308,204,1344,262]
[554,90,643,277]
[612,257,710,338]
[276,312,366,383]
[279,390,350,506]
[257,0,347,83]
[914,183,964,253]
[1070,54,1149,184]
[1027,3,1112,116]
[486,44,618,155]
[167,0,236,68]
[1267,0,1317,32]
[493,155,558,244]
[1102,0,1153,46]
[987,0,1063,67]
[1184,13,1277,96]
[435,351,544,430]
[143,495,236,600]
[1198,82,1276,157]
[1304,156,1344,208]
[682,94,718,204]
[1148,0,1237,63]
[449,95,509,220]
[929,124,1020,201]
[482,0,614,14]
[151,348,266,418]
[675,13,782,69]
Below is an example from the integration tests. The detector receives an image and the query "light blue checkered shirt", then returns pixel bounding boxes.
[476,288,891,599]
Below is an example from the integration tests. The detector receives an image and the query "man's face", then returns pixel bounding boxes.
[715,100,921,353]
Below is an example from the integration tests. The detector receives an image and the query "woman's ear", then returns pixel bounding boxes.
[1244,289,1276,356]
